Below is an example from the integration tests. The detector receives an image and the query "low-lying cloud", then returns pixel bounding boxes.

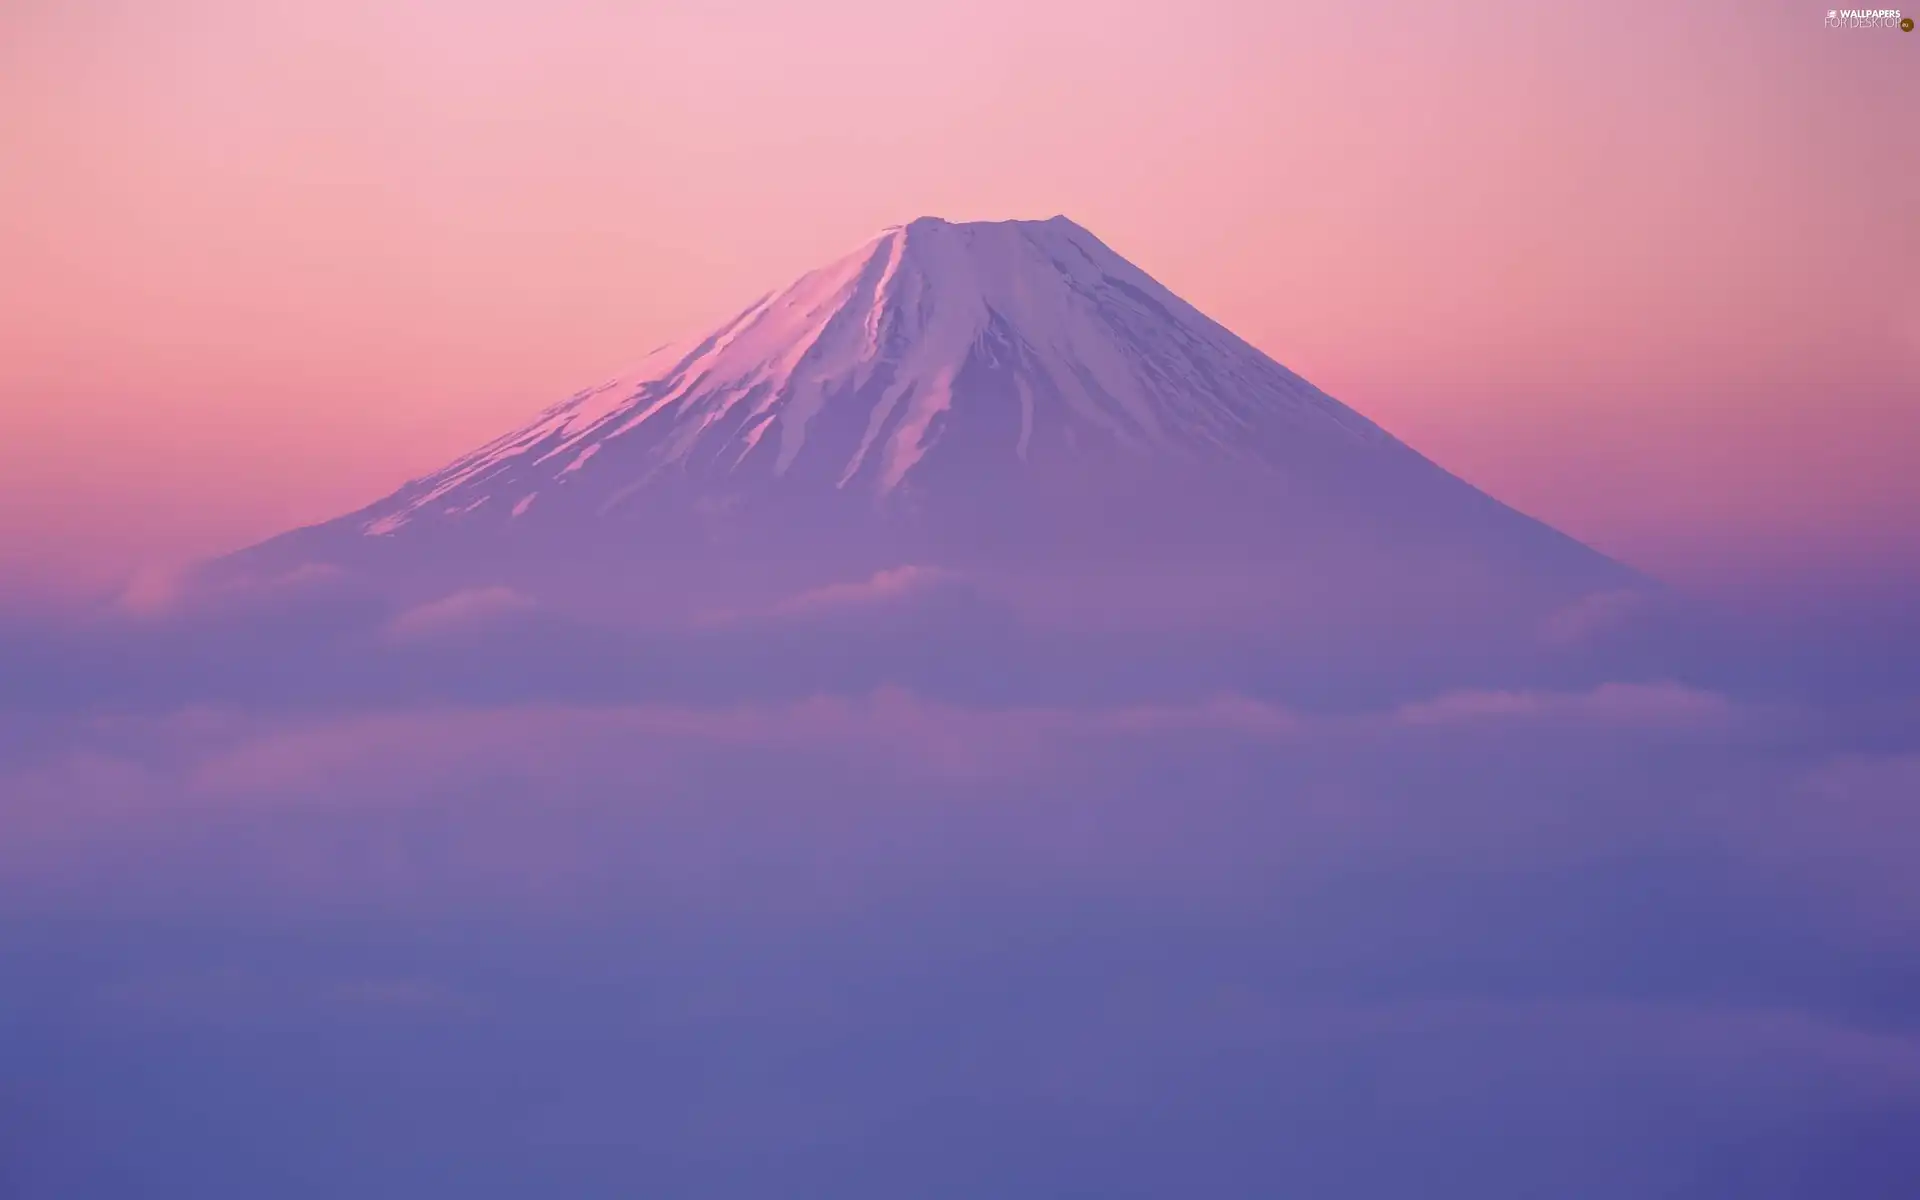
[1392,680,1738,729]
[383,586,539,641]
[768,565,962,617]
[5,585,1919,1197]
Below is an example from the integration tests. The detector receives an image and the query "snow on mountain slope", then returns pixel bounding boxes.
[352,215,1406,539]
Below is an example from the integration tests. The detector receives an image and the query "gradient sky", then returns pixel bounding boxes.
[2,0,1915,604]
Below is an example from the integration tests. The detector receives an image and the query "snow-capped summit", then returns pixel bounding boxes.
[356,215,1397,538]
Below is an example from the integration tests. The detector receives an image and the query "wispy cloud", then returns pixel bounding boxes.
[1393,681,1737,729]
[383,586,538,641]
[769,566,959,617]
[1538,587,1651,646]
[113,561,346,619]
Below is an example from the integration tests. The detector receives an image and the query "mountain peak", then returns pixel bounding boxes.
[350,215,1398,538]
[891,213,1084,232]
[225,213,1639,637]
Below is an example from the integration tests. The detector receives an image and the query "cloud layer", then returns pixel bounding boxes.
[4,581,1918,1197]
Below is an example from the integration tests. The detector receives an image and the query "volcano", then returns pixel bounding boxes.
[219,215,1647,655]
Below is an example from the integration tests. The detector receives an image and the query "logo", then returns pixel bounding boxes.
[1825,7,1906,26]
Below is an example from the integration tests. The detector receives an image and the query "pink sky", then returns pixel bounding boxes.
[2,0,1915,604]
